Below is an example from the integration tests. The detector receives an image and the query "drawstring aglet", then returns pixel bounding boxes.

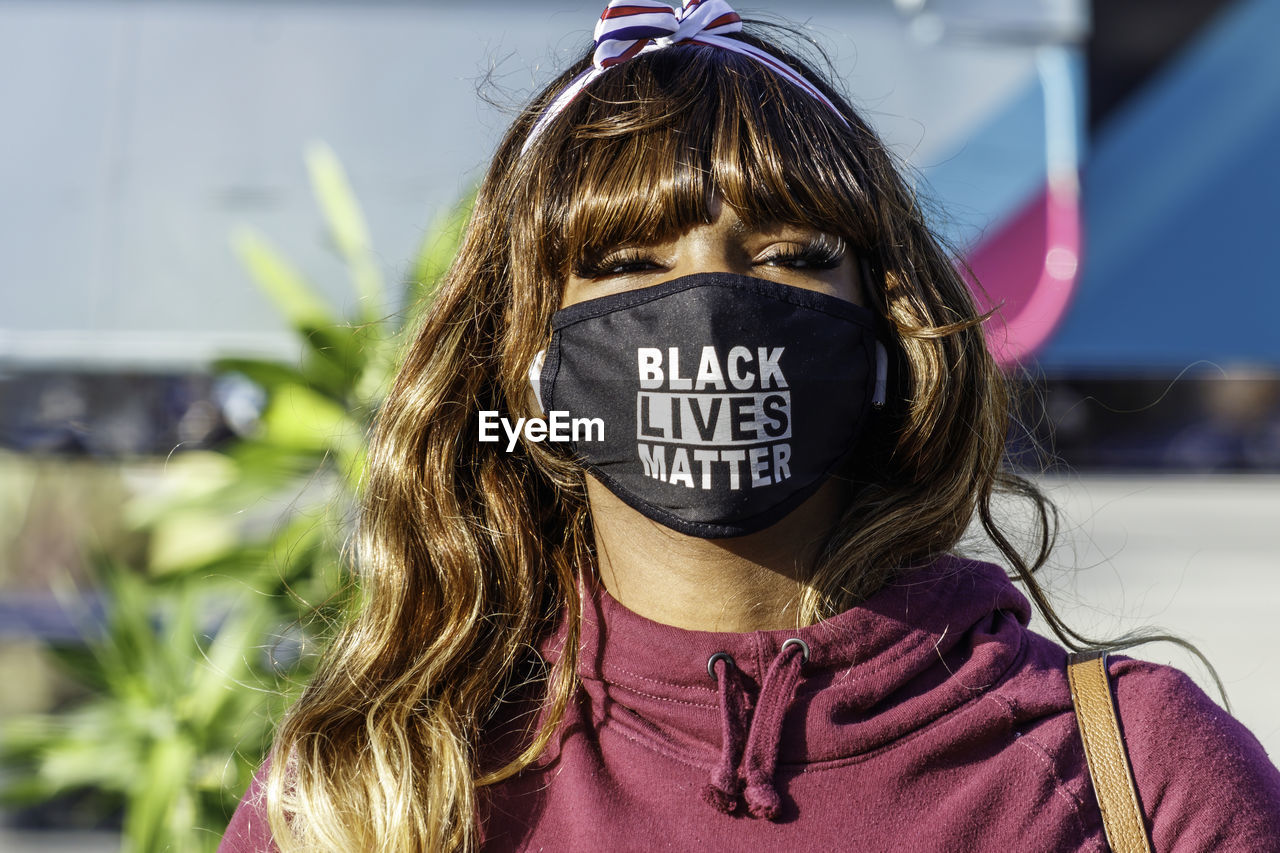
[702,779,741,814]
[743,782,783,821]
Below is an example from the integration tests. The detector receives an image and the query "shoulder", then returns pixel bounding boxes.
[218,764,279,853]
[1107,656,1280,851]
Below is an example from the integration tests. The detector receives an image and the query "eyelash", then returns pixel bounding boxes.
[575,238,846,279]
[761,239,845,270]
[575,249,654,278]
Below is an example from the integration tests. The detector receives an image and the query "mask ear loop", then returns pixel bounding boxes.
[860,255,889,411]
[873,341,888,410]
[528,349,547,414]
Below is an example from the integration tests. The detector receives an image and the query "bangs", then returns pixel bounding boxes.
[529,41,882,277]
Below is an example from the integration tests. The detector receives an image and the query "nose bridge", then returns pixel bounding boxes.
[675,219,749,276]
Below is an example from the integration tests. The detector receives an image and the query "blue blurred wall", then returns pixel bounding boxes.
[1038,0,1280,371]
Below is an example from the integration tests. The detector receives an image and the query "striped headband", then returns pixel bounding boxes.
[521,0,847,153]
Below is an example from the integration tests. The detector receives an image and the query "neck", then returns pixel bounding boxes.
[586,477,848,632]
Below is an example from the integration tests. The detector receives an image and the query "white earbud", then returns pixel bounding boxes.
[528,349,547,413]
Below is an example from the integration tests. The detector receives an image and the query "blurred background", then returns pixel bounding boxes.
[1,0,1277,849]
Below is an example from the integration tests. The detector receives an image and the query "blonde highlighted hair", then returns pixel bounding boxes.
[267,26,1091,851]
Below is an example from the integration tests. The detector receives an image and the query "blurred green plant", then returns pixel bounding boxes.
[0,142,470,851]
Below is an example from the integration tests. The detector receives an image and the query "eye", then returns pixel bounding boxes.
[574,249,662,279]
[756,235,846,271]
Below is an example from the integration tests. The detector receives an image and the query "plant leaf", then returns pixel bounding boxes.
[231,226,337,331]
[408,189,474,307]
[305,140,385,317]
[259,383,361,456]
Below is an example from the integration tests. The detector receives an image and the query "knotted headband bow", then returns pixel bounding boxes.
[521,0,847,153]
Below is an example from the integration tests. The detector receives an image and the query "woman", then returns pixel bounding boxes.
[221,2,1280,850]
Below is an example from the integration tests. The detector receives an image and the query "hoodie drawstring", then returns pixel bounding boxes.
[703,638,810,820]
[741,638,809,819]
[702,652,749,813]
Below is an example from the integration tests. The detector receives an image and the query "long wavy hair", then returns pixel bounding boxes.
[265,25,1130,852]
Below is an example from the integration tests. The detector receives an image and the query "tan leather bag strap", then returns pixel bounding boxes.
[1067,650,1153,853]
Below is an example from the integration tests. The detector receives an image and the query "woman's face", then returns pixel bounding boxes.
[561,197,865,308]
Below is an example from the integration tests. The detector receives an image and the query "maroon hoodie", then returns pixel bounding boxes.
[221,557,1280,851]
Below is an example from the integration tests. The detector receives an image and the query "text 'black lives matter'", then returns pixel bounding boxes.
[634,345,792,491]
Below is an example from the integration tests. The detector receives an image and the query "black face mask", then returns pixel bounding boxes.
[534,272,886,539]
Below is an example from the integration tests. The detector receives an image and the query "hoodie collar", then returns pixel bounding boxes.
[543,555,1032,763]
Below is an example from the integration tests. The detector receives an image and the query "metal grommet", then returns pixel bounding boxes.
[781,637,810,663]
[707,651,734,680]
